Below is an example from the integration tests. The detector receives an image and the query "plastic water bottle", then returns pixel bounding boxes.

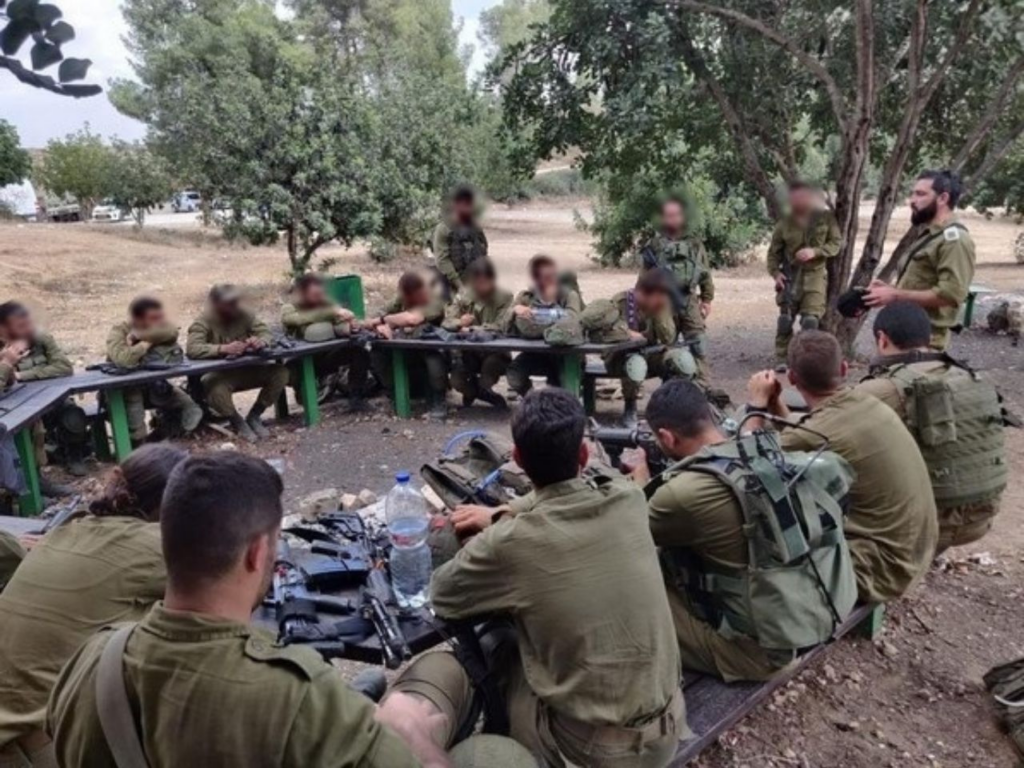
[531,306,566,326]
[386,471,432,610]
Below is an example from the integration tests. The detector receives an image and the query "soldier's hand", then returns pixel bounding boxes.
[628,330,646,342]
[700,301,712,319]
[451,504,497,536]
[127,332,140,345]
[459,313,475,328]
[377,324,394,340]
[748,370,781,409]
[620,447,651,484]
[513,305,533,320]
[863,279,899,308]
[376,693,450,767]
[335,307,355,322]
[795,247,817,264]
[1,345,26,366]
[774,274,788,292]
[220,340,248,357]
[246,337,267,351]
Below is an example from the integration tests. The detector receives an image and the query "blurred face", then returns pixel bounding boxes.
[452,196,475,223]
[661,201,686,235]
[138,307,167,330]
[213,298,243,321]
[1,311,35,341]
[405,287,430,309]
[637,288,669,316]
[534,262,558,292]
[471,273,496,299]
[909,178,941,226]
[300,282,328,307]
[788,187,816,217]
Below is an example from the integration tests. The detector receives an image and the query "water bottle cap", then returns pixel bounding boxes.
[396,471,411,483]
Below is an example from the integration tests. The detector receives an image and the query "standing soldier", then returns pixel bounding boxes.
[641,197,714,383]
[766,182,843,360]
[442,259,513,409]
[186,286,289,443]
[281,274,371,411]
[856,302,1007,554]
[432,185,488,297]
[864,170,975,351]
[505,254,585,395]
[106,296,203,444]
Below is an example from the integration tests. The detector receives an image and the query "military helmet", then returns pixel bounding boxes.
[450,735,539,768]
[303,322,338,343]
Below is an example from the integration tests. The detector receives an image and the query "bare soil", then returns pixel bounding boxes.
[2,202,1023,767]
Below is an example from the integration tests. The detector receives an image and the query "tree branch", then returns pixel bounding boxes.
[0,55,102,98]
[919,0,984,101]
[951,56,1024,171]
[963,122,1024,189]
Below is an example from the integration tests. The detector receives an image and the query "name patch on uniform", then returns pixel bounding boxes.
[944,227,961,242]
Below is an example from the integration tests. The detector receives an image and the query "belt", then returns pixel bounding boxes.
[553,689,685,747]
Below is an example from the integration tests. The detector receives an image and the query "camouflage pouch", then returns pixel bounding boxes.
[543,315,584,347]
[580,299,630,343]
[984,656,1024,758]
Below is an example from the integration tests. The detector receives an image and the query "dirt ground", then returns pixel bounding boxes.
[2,202,1023,767]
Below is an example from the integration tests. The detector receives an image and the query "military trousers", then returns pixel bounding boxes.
[936,500,1000,555]
[288,347,371,396]
[775,270,827,358]
[200,365,289,419]
[0,732,57,768]
[371,349,449,400]
[123,385,199,442]
[450,352,510,400]
[606,349,693,402]
[506,353,561,396]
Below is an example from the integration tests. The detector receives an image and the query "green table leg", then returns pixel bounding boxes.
[15,428,42,517]
[298,356,320,427]
[561,354,582,398]
[393,349,411,418]
[856,604,886,640]
[275,390,290,422]
[963,292,978,328]
[107,389,134,462]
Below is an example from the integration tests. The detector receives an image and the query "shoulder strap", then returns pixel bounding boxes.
[96,625,152,768]
[897,224,968,282]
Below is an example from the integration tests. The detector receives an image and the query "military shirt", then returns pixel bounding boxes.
[896,220,975,350]
[185,310,273,359]
[47,604,418,768]
[504,286,584,337]
[645,233,715,303]
[431,475,681,727]
[854,358,948,415]
[442,288,513,332]
[766,211,842,279]
[0,516,165,745]
[0,333,73,385]
[432,220,488,290]
[382,295,446,326]
[779,388,938,603]
[0,530,24,590]
[612,290,677,346]
[281,302,342,339]
[106,322,182,368]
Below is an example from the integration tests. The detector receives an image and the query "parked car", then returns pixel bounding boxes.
[172,190,202,213]
[91,200,123,223]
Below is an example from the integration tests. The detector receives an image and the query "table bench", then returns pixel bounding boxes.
[961,283,997,329]
[373,337,645,418]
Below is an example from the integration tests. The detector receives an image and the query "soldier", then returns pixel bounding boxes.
[391,389,685,767]
[505,254,585,395]
[747,331,938,603]
[641,196,715,383]
[432,185,488,296]
[442,259,513,409]
[0,302,82,491]
[582,270,697,428]
[864,170,975,351]
[366,271,450,420]
[856,302,1007,554]
[626,380,856,682]
[46,452,456,768]
[0,445,186,767]
[766,181,843,360]
[281,273,371,411]
[0,530,23,591]
[186,285,289,443]
[106,296,203,444]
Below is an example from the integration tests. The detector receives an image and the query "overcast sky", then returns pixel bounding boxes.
[0,0,496,148]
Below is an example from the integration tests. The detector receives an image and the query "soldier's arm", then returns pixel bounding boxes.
[441,296,466,331]
[186,318,223,359]
[481,292,513,332]
[926,237,975,309]
[697,243,715,302]
[651,309,677,346]
[282,304,337,331]
[249,316,274,345]
[0,362,13,389]
[20,335,73,380]
[136,324,180,345]
[814,213,843,262]
[106,325,150,368]
[432,223,461,288]
[853,377,905,415]
[565,289,584,315]
[430,525,519,621]
[766,223,785,277]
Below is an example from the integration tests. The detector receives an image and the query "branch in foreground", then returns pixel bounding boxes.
[0,56,102,98]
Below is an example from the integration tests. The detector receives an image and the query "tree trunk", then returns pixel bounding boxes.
[287,227,301,276]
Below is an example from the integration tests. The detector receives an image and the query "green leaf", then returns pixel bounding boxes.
[45,21,75,45]
[33,3,62,26]
[58,56,91,82]
[5,0,39,22]
[0,19,35,55]
[30,38,62,70]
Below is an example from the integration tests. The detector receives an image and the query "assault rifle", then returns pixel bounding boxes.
[86,361,183,377]
[589,421,671,477]
[640,245,688,315]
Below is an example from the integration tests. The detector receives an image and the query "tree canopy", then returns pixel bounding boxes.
[0,119,31,187]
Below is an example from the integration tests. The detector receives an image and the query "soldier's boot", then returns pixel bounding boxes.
[477,387,508,410]
[180,400,204,434]
[427,391,448,422]
[246,406,272,440]
[622,399,639,430]
[39,474,74,499]
[229,414,259,444]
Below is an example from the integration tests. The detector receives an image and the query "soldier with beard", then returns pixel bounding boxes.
[864,170,976,351]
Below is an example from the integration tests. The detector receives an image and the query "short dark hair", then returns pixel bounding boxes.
[129,296,163,320]
[788,180,815,193]
[90,444,188,522]
[511,389,585,487]
[451,185,475,204]
[295,273,324,293]
[0,302,29,326]
[647,380,715,439]
[788,331,844,394]
[636,268,672,296]
[873,301,932,350]
[918,169,963,208]
[528,254,555,279]
[161,452,284,592]
[466,258,496,282]
[398,271,425,297]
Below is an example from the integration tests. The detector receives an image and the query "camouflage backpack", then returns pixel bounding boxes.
[420,431,531,510]
[580,299,630,343]
[448,225,488,276]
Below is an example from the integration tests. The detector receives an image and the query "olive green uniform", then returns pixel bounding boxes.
[105,322,199,442]
[280,301,370,397]
[442,288,514,400]
[0,530,24,590]
[185,311,289,419]
[403,473,686,767]
[0,333,74,467]
[856,358,1004,552]
[649,472,791,682]
[47,604,419,768]
[505,286,585,395]
[780,388,938,603]
[370,295,449,400]
[432,220,488,294]
[766,211,842,357]
[0,516,164,764]
[643,233,714,383]
[895,220,976,350]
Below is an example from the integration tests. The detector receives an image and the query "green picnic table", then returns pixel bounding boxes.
[961,283,997,329]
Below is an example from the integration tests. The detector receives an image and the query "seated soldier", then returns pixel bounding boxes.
[747,331,938,604]
[46,452,505,768]
[505,254,584,396]
[856,302,1007,554]
[0,302,83,490]
[0,445,186,767]
[186,285,289,443]
[366,271,450,420]
[106,296,203,444]
[281,273,371,411]
[581,270,698,429]
[442,259,513,409]
[392,389,686,767]
[629,380,856,683]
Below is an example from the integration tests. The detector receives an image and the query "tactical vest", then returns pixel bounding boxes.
[870,354,1007,508]
[657,433,858,651]
[653,238,705,310]
[447,225,487,277]
[14,341,53,375]
[420,431,531,509]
